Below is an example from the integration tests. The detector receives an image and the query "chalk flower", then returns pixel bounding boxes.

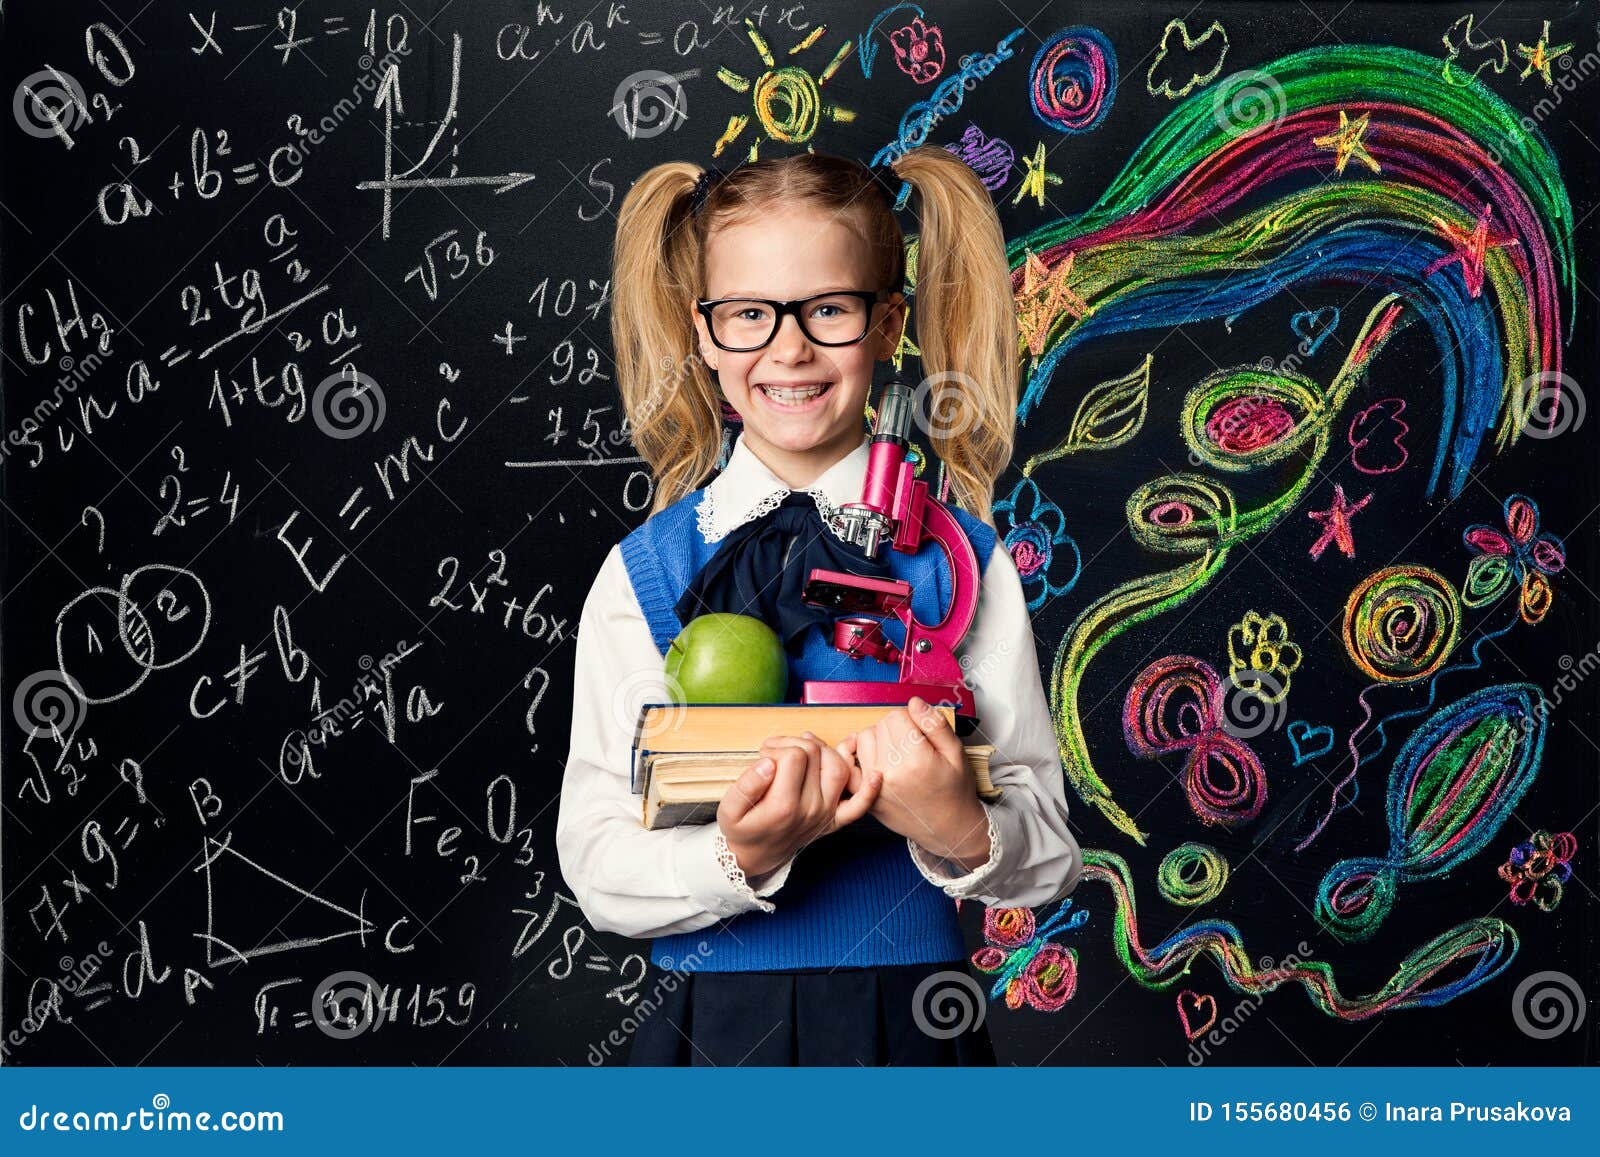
[1461,493,1565,624]
[1498,829,1576,911]
[890,17,945,84]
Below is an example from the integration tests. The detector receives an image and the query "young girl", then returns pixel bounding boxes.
[557,147,1082,1066]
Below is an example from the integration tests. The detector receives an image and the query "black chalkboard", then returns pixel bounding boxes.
[3,0,1596,1067]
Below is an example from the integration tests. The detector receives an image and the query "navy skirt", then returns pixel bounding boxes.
[627,961,998,1066]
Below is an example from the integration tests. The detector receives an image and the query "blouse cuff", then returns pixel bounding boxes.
[745,853,796,898]
[669,823,777,917]
[907,802,1007,896]
[712,830,782,912]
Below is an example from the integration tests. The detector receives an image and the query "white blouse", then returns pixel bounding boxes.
[555,429,1083,941]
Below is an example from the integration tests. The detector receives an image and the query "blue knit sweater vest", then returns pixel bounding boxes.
[618,481,997,972]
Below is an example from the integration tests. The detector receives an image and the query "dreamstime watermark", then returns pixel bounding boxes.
[584,941,713,1064]
[310,970,382,1039]
[311,367,386,439]
[1511,969,1587,1040]
[0,943,112,1062]
[583,348,711,466]
[13,67,89,140]
[909,369,983,442]
[12,668,87,739]
[269,45,412,185]
[911,968,987,1039]
[876,28,1025,164]
[1520,636,1600,739]
[16,1094,284,1134]
[1219,668,1288,740]
[2,352,105,468]
[610,70,689,139]
[607,662,693,755]
[1186,940,1313,1064]
[283,639,418,755]
[1518,370,1584,440]
[1485,22,1600,167]
[1211,69,1287,138]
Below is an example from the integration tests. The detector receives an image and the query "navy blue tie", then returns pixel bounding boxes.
[675,491,894,655]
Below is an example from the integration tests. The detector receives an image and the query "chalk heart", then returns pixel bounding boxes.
[1287,719,1335,765]
[1290,306,1340,354]
[1177,990,1217,1041]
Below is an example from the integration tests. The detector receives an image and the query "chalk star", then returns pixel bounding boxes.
[1516,20,1573,87]
[1426,202,1520,298]
[1312,109,1381,175]
[1011,142,1064,208]
[1308,484,1373,559]
[1016,248,1091,358]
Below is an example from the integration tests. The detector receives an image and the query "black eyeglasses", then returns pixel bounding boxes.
[696,289,892,352]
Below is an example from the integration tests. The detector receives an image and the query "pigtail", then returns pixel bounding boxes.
[609,162,726,516]
[890,146,1019,529]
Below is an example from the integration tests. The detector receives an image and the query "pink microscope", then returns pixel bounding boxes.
[798,379,982,736]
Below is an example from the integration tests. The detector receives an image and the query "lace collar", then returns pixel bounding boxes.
[695,429,871,544]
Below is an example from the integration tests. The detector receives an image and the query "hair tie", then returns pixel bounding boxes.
[689,166,726,217]
[868,160,906,207]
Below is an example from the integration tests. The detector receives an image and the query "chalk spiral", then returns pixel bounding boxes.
[1029,26,1118,134]
[1157,843,1231,907]
[1342,564,1461,683]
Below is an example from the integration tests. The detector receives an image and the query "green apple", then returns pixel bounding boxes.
[664,613,788,703]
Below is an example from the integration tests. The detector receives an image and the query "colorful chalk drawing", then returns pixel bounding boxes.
[1122,654,1269,828]
[1081,849,1517,1018]
[1460,492,1566,625]
[970,901,1090,1011]
[1177,990,1217,1039]
[1440,14,1509,87]
[1226,611,1301,703]
[1297,493,1565,850]
[1314,683,1547,943]
[888,15,945,83]
[1015,247,1094,360]
[1048,296,1408,844]
[1012,142,1064,208]
[1030,26,1118,134]
[1156,843,1230,907]
[1009,45,1573,497]
[1012,39,1575,852]
[1286,720,1335,765]
[1145,19,1229,99]
[870,26,1026,171]
[1289,305,1340,353]
[1307,484,1373,560]
[857,3,926,79]
[1022,354,1149,473]
[994,476,1081,612]
[1294,563,1464,850]
[713,20,856,159]
[943,123,1014,191]
[1498,830,1576,912]
[1348,397,1410,474]
[1515,21,1573,87]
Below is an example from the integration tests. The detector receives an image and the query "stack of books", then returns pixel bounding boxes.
[632,702,1001,829]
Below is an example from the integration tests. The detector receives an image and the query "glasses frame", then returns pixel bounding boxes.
[695,288,893,353]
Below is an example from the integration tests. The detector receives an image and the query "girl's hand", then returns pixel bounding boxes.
[717,731,883,879]
[840,696,992,871]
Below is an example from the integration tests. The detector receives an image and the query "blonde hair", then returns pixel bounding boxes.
[609,147,1018,527]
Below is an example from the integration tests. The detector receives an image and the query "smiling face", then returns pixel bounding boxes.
[692,202,906,488]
